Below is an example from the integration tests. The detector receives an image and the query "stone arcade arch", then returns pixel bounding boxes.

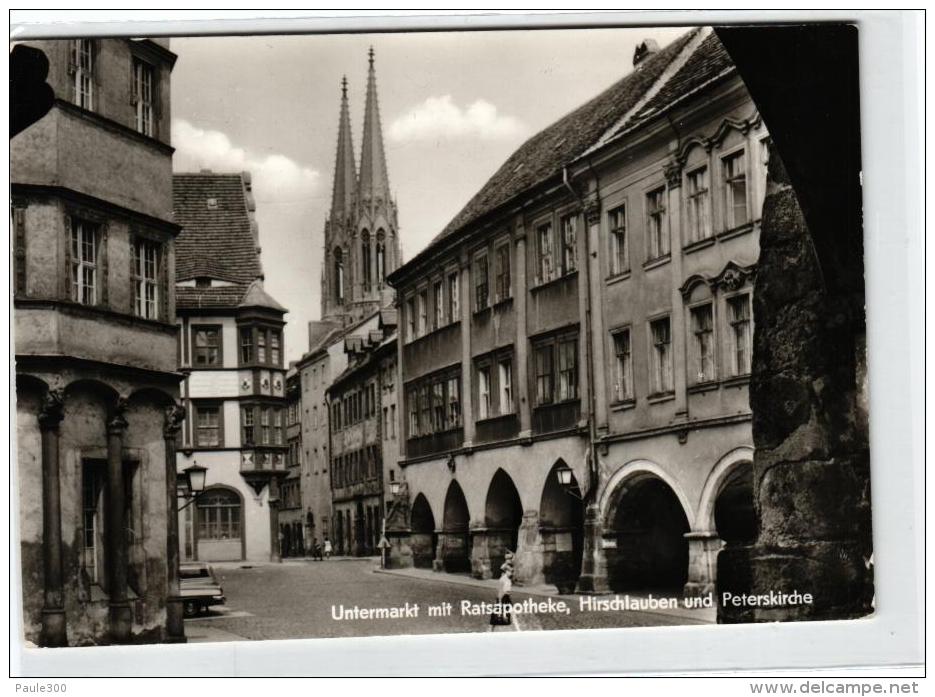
[480,469,523,579]
[410,493,437,569]
[438,480,471,573]
[539,459,584,586]
[603,465,693,593]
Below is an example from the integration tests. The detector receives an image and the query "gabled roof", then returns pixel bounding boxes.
[426,28,700,250]
[173,172,262,284]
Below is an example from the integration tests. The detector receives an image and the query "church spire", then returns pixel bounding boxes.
[358,47,391,204]
[329,75,356,221]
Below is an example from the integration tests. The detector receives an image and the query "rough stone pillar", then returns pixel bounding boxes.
[268,477,282,563]
[683,531,721,598]
[106,400,132,643]
[514,511,545,586]
[717,145,872,623]
[163,405,186,643]
[469,526,492,579]
[38,389,67,648]
[576,503,609,594]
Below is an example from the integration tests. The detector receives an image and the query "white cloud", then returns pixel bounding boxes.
[388,95,526,143]
[171,119,320,204]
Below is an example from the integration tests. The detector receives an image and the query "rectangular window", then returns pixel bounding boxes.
[650,317,674,394]
[418,290,428,336]
[561,214,577,274]
[270,331,281,366]
[477,366,491,420]
[390,403,397,438]
[433,279,444,329]
[82,461,105,585]
[73,39,94,110]
[728,294,752,376]
[408,387,420,437]
[535,344,554,405]
[537,222,554,283]
[70,219,98,306]
[274,408,283,445]
[447,271,459,323]
[195,404,221,447]
[432,380,446,432]
[132,58,154,136]
[691,304,716,383]
[240,328,254,363]
[447,376,461,427]
[257,331,267,363]
[647,188,669,260]
[420,384,431,435]
[132,238,160,319]
[686,167,711,243]
[193,326,221,366]
[609,205,628,275]
[613,329,633,401]
[723,151,749,229]
[242,406,255,445]
[557,337,579,401]
[406,297,416,341]
[474,255,489,311]
[494,244,511,301]
[261,407,271,444]
[498,359,513,414]
[383,407,389,438]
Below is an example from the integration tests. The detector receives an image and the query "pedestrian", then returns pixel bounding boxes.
[313,538,323,561]
[490,555,514,627]
[323,537,333,559]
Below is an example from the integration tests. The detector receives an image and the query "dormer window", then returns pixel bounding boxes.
[195,277,211,288]
[206,198,218,209]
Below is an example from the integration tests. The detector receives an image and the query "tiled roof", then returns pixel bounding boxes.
[239,278,287,313]
[426,28,700,249]
[614,32,735,137]
[173,173,262,301]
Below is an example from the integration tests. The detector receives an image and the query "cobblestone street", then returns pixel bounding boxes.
[184,558,712,643]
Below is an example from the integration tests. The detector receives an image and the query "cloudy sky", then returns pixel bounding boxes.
[169,26,690,362]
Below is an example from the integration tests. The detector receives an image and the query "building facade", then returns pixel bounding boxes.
[387,29,764,596]
[173,171,289,563]
[13,37,182,646]
[279,367,305,557]
[326,312,398,556]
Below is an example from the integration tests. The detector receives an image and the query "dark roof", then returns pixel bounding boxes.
[426,28,699,250]
[613,32,735,138]
[173,172,262,287]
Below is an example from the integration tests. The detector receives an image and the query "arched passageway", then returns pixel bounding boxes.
[410,493,437,569]
[483,469,523,578]
[715,465,756,545]
[196,487,244,562]
[606,476,690,593]
[440,481,471,573]
[539,460,584,586]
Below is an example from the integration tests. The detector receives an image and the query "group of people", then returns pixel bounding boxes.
[306,537,333,560]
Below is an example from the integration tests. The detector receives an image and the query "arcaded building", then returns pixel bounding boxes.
[13,38,182,646]
[173,171,289,563]
[387,28,764,595]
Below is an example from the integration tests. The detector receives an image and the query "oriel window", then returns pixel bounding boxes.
[242,407,255,445]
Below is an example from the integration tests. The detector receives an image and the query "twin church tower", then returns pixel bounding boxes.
[321,48,402,326]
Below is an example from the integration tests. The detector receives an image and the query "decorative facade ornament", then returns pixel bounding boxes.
[107,397,129,434]
[713,261,757,293]
[37,388,66,430]
[163,403,186,438]
[261,378,270,390]
[664,161,682,188]
[273,378,282,392]
[241,378,251,391]
[583,195,601,226]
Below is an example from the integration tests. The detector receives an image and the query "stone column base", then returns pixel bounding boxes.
[386,530,414,569]
[165,595,186,643]
[684,531,722,598]
[40,607,67,647]
[109,602,133,644]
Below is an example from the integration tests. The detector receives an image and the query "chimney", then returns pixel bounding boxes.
[633,38,660,67]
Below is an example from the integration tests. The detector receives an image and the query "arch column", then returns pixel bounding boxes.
[684,530,722,597]
[106,400,132,643]
[514,510,545,586]
[163,404,186,643]
[469,523,493,579]
[38,389,67,647]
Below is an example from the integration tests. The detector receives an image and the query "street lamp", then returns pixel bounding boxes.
[389,479,402,496]
[177,462,209,511]
[556,462,583,500]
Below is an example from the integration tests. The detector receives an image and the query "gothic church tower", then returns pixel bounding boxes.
[321,49,401,326]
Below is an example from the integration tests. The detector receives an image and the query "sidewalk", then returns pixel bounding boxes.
[207,556,375,571]
[373,565,716,624]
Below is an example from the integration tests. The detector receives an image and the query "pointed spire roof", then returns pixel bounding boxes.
[238,278,287,312]
[358,47,391,202]
[329,75,357,220]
